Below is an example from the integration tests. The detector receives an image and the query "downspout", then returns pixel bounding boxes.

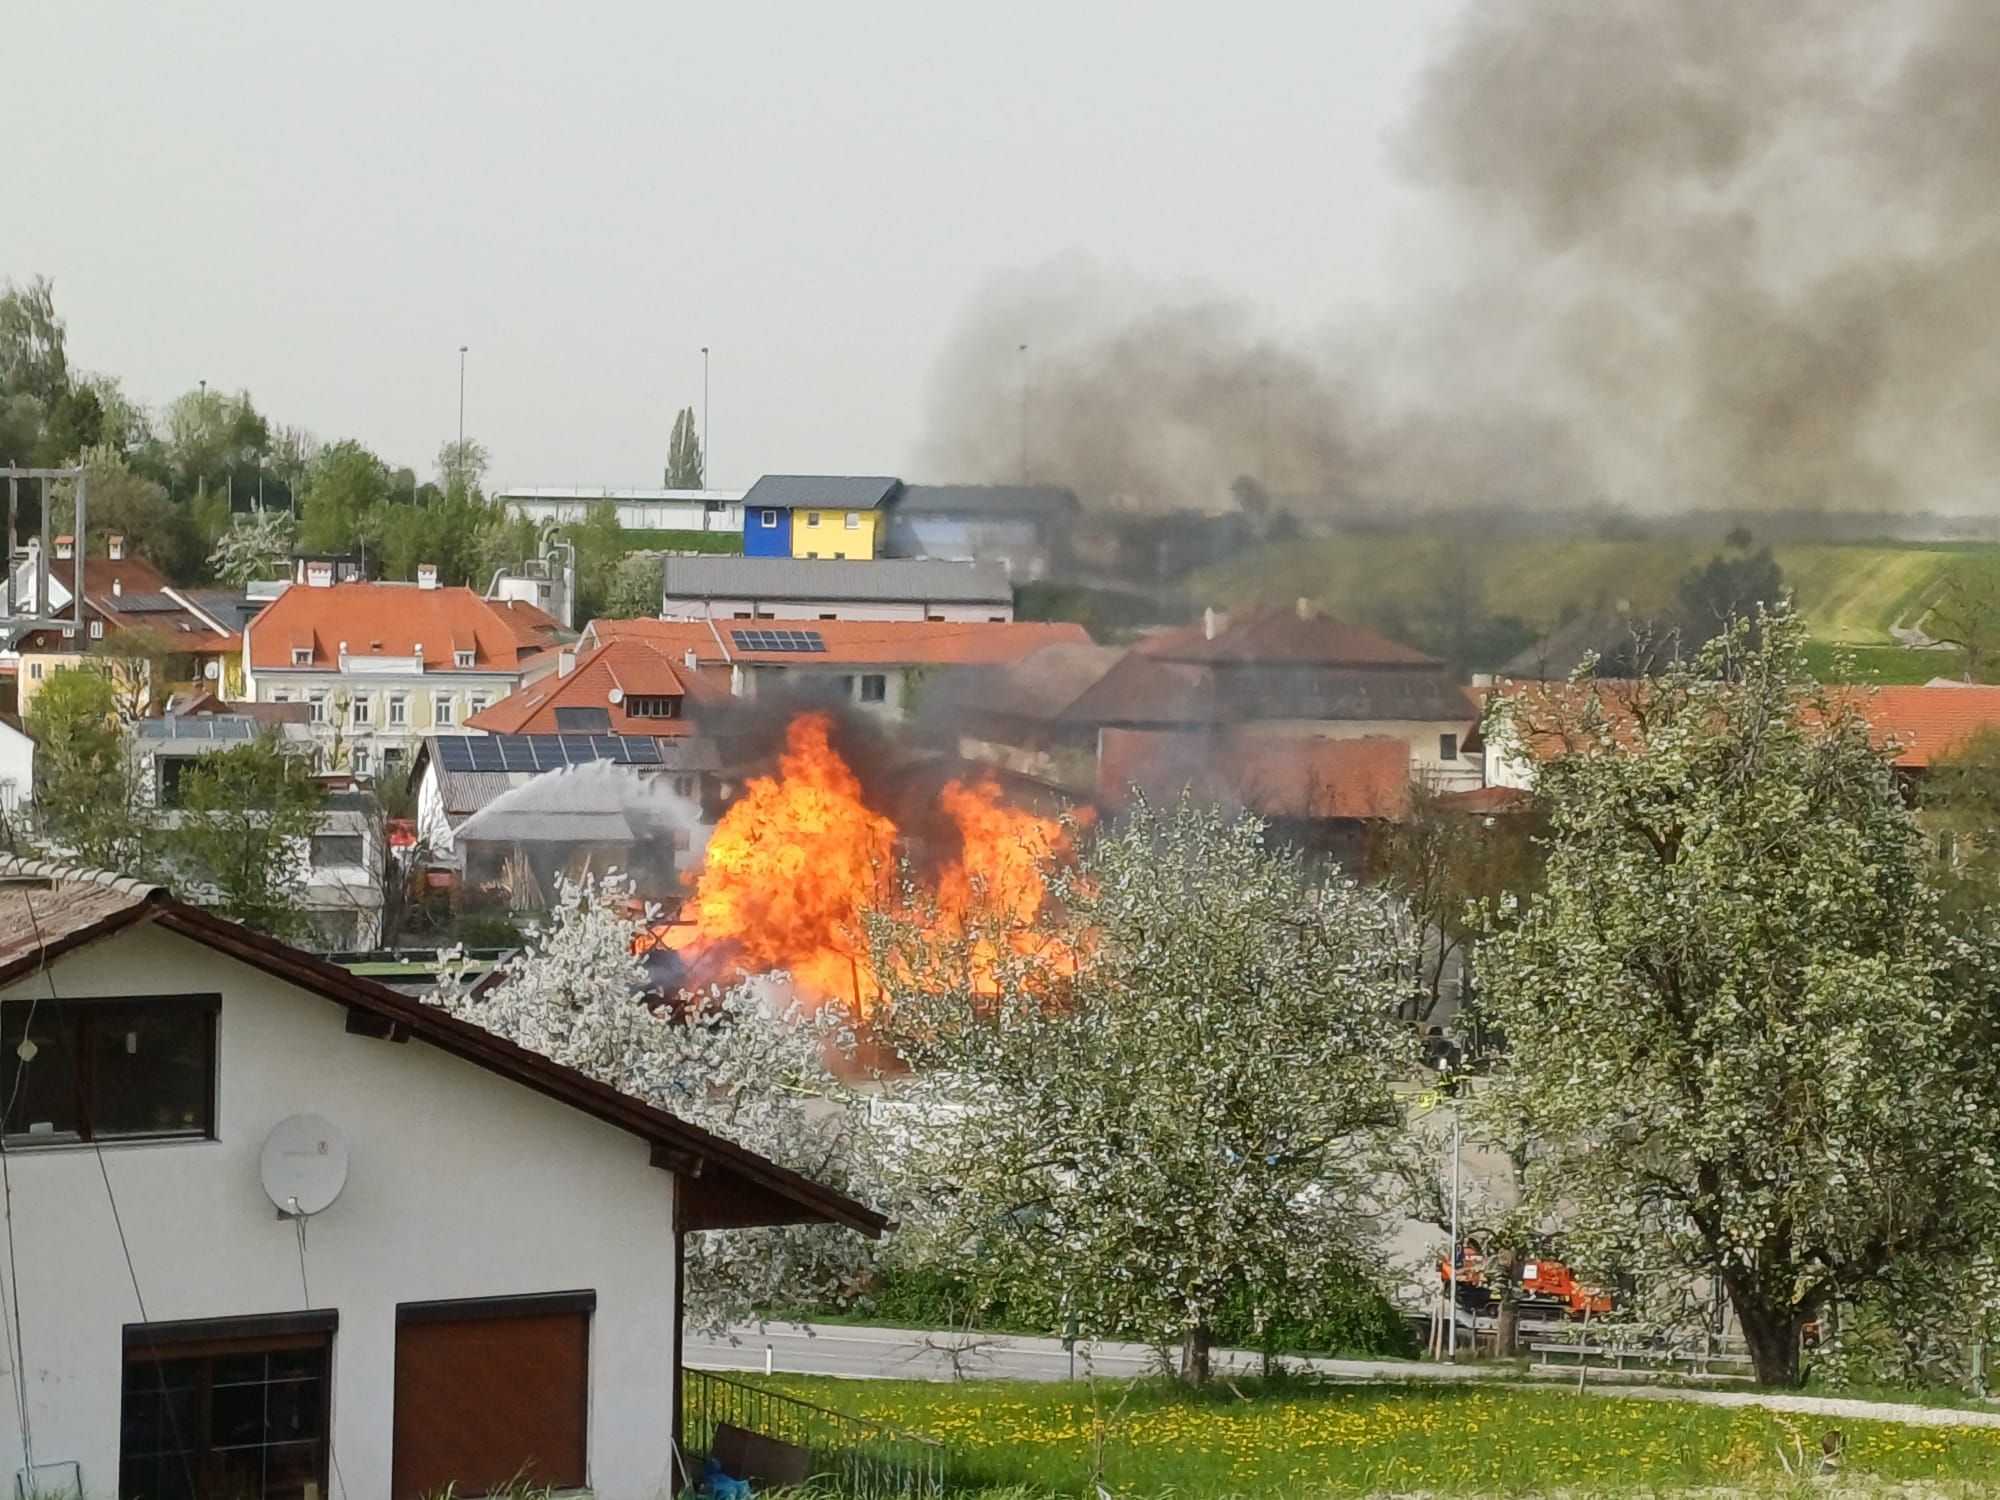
[671,1220,689,1488]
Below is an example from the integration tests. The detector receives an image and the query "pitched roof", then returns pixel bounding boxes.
[246,583,566,672]
[1138,605,1440,667]
[468,637,710,736]
[1063,652,1475,729]
[741,475,901,511]
[1098,730,1413,821]
[661,555,1012,607]
[0,857,884,1237]
[1844,683,2000,768]
[922,642,1127,725]
[891,484,1079,518]
[593,616,1091,668]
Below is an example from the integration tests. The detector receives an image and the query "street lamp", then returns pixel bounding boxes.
[458,346,469,452]
[700,347,710,489]
[1018,343,1030,483]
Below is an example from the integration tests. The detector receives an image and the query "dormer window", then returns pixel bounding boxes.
[454,650,476,669]
[292,647,313,666]
[625,695,680,719]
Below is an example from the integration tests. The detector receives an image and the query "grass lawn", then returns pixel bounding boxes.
[619,528,740,553]
[763,1375,2000,1497]
[1188,536,1998,648]
[1803,641,1959,684]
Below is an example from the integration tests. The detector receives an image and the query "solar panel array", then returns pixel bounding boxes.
[133,716,257,741]
[105,592,184,614]
[431,735,665,772]
[729,628,827,653]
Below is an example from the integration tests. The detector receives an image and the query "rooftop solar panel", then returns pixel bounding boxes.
[430,734,669,774]
[728,628,826,653]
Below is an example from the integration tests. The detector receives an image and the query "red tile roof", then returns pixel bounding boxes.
[1845,683,2000,768]
[1138,605,1438,667]
[1098,729,1413,821]
[591,616,1090,667]
[468,637,711,736]
[247,584,566,673]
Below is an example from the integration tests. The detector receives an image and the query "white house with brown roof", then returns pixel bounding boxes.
[0,859,882,1500]
[242,579,567,779]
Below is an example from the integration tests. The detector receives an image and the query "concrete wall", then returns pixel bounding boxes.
[743,508,792,558]
[789,508,878,561]
[660,596,1011,624]
[0,925,680,1500]
[503,495,743,533]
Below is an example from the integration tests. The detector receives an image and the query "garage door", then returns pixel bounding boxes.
[391,1292,593,1499]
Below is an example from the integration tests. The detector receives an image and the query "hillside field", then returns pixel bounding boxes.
[1189,537,1999,648]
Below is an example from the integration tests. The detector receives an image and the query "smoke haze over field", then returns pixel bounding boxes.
[923,0,2000,516]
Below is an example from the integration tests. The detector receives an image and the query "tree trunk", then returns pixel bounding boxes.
[1180,1324,1213,1385]
[1730,1286,1807,1387]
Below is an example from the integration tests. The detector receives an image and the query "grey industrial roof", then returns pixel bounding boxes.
[741,475,901,511]
[661,555,1013,605]
[892,484,1079,517]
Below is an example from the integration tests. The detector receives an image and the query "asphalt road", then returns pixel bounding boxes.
[685,1320,1495,1385]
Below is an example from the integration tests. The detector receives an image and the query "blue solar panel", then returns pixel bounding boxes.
[729,628,825,653]
[430,734,668,773]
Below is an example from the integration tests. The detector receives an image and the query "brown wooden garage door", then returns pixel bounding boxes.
[391,1292,593,1499]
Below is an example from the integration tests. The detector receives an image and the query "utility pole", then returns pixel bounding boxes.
[458,345,469,453]
[1448,1094,1462,1360]
[1018,343,1030,483]
[701,346,711,489]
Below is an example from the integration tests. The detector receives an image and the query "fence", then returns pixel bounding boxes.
[682,1369,947,1499]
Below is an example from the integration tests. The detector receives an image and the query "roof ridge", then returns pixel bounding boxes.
[0,855,166,900]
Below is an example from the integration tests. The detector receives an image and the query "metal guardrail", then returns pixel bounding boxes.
[683,1369,946,1499]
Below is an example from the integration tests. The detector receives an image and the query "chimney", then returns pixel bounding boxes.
[306,560,334,588]
[417,563,438,590]
[684,649,699,671]
[558,648,577,678]
[112,578,122,597]
[108,535,126,561]
[1203,606,1219,641]
[54,535,73,561]
[729,664,745,697]
[1295,596,1311,621]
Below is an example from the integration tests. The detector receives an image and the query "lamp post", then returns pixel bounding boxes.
[1018,343,1030,483]
[700,346,710,489]
[457,345,469,452]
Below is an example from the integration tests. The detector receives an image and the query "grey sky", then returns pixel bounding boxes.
[5,1,1459,491]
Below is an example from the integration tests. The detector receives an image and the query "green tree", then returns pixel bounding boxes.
[23,668,158,875]
[0,276,68,410]
[53,446,203,579]
[556,501,629,623]
[208,509,298,587]
[296,439,394,557]
[1926,556,2000,683]
[875,797,1412,1383]
[665,406,703,488]
[1476,610,2000,1386]
[602,551,663,619]
[1674,546,1786,649]
[436,437,490,496]
[165,737,328,942]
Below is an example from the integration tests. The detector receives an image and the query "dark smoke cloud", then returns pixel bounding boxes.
[921,0,2000,514]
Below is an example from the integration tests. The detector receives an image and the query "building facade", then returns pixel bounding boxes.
[659,556,1014,623]
[494,487,745,533]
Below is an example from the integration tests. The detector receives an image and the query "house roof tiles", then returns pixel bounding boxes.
[661,555,1013,606]
[246,583,565,673]
[1098,730,1414,822]
[593,616,1090,667]
[467,637,709,736]
[741,475,901,511]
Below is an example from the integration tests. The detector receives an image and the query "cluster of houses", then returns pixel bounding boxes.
[10,475,2000,956]
[11,473,2000,1498]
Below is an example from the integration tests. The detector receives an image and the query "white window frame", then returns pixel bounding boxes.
[350,696,372,727]
[351,743,370,775]
[859,673,887,704]
[468,696,489,716]
[844,511,860,530]
[806,510,821,528]
[387,695,408,727]
[435,695,456,727]
[453,649,476,669]
[291,647,312,666]
[308,692,328,725]
[760,509,778,528]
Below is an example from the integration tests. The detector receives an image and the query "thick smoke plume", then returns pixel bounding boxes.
[922,0,2000,514]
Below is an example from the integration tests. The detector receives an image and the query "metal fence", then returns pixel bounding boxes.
[682,1369,947,1499]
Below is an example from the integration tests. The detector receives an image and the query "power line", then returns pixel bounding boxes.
[293,1217,348,1500]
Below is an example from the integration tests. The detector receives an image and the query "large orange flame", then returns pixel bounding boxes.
[669,712,1074,1013]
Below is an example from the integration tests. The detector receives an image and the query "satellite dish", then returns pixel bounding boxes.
[607,687,625,705]
[203,660,221,681]
[260,1114,349,1217]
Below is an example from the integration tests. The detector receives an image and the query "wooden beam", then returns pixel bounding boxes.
[343,1008,409,1042]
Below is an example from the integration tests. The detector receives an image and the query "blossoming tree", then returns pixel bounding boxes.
[429,878,878,1332]
[1477,610,2000,1386]
[874,796,1413,1382]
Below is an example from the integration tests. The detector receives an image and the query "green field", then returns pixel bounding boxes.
[1190,537,1996,648]
[765,1375,2000,1497]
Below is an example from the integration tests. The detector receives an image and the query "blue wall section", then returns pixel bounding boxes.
[744,506,792,557]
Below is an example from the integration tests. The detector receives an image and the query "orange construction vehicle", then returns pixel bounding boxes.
[1441,1236,1613,1319]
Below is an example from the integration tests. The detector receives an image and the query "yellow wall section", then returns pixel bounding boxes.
[790,508,878,560]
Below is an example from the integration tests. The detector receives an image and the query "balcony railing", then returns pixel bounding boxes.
[682,1368,946,1499]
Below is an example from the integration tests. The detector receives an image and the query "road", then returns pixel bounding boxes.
[687,1321,2000,1430]
[689,1320,1513,1386]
